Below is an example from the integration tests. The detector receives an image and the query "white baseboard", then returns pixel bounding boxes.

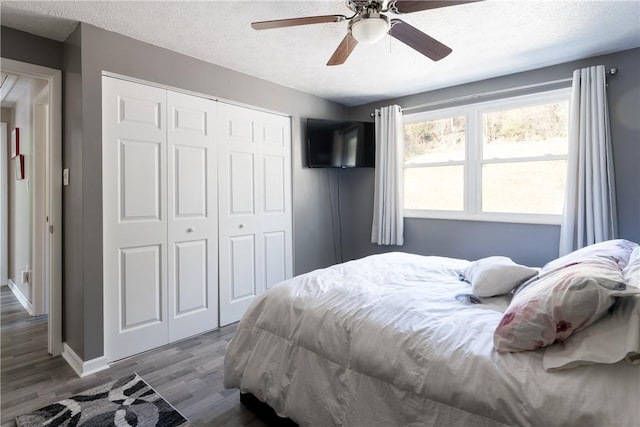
[62,343,110,378]
[8,279,34,316]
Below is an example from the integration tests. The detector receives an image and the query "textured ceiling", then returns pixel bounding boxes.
[2,1,639,106]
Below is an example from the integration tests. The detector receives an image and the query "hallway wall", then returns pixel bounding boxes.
[1,77,47,312]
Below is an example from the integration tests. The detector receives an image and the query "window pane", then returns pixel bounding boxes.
[483,102,568,159]
[404,117,465,164]
[404,166,464,211]
[482,160,567,215]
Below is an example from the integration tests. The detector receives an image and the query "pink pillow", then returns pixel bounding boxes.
[494,256,640,353]
[544,239,638,272]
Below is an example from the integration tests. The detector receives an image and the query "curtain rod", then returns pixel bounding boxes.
[369,66,618,117]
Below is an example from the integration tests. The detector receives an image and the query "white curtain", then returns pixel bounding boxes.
[559,65,617,255]
[372,105,404,245]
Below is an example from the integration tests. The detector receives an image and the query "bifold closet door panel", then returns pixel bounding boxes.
[103,76,169,362]
[217,103,293,326]
[258,109,294,292]
[167,91,218,342]
[104,75,292,358]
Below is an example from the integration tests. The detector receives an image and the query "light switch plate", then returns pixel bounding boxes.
[63,168,69,186]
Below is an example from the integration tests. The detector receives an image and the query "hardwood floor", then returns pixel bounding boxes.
[0,286,268,426]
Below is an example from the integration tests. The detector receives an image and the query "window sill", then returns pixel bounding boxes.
[403,209,562,225]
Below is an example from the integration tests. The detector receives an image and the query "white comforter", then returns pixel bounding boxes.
[224,252,639,427]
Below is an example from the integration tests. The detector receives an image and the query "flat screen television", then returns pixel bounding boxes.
[306,118,375,168]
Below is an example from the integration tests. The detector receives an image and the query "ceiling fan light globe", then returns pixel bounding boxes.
[351,17,388,44]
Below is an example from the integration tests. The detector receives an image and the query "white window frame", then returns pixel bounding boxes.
[403,88,571,225]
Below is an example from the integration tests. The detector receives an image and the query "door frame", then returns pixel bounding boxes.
[32,85,49,316]
[0,123,7,288]
[1,58,63,356]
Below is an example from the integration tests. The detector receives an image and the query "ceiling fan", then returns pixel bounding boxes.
[251,0,480,66]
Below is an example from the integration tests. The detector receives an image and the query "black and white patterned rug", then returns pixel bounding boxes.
[16,374,190,427]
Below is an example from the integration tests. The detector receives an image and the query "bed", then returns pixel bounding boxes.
[224,241,640,427]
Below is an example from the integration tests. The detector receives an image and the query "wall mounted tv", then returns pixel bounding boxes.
[306,118,375,168]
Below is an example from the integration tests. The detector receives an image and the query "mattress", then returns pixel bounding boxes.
[224,252,640,426]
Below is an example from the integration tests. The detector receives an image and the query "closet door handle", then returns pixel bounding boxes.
[187,227,195,233]
[239,224,244,229]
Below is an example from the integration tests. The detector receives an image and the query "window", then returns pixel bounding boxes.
[403,89,570,224]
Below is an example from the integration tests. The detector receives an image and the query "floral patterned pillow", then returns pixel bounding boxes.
[542,295,640,371]
[494,256,640,353]
[543,239,638,272]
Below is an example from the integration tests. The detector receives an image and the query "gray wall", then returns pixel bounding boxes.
[62,25,85,357]
[346,48,640,267]
[1,26,64,70]
[66,23,348,359]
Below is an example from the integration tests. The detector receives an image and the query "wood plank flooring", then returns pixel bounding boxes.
[0,286,268,426]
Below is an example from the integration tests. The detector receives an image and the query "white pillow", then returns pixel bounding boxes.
[623,246,640,288]
[464,256,538,297]
[543,295,640,371]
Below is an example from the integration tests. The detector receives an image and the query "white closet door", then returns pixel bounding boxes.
[167,91,218,341]
[218,103,292,326]
[103,77,168,361]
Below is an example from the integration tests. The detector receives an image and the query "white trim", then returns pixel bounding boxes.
[1,57,63,356]
[8,278,34,315]
[62,343,110,378]
[0,73,18,102]
[101,70,290,118]
[404,209,562,225]
[480,155,567,165]
[32,86,48,316]
[467,110,480,215]
[0,123,7,287]
[476,88,572,113]
[403,89,571,124]
[405,160,465,168]
[403,104,469,124]
[48,65,63,356]
[401,78,574,114]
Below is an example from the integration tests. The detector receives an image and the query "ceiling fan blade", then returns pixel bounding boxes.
[327,33,358,66]
[389,19,452,61]
[251,15,346,30]
[388,0,481,14]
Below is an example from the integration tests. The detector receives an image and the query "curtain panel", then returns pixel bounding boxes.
[372,105,404,245]
[559,65,618,255]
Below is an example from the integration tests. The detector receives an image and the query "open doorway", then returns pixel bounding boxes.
[1,58,62,356]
